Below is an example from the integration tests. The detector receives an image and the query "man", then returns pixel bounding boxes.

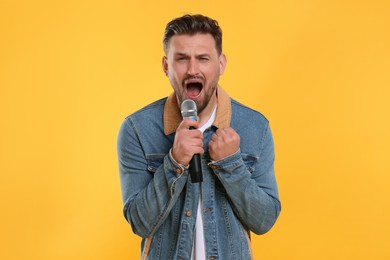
[117,14,281,260]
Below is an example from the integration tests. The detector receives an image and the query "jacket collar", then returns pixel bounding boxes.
[163,86,231,135]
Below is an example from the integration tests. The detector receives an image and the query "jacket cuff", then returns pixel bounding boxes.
[168,149,189,176]
[207,149,242,170]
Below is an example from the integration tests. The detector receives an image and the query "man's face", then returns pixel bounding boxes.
[163,33,226,113]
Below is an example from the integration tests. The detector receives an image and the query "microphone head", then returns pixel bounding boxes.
[181,99,197,120]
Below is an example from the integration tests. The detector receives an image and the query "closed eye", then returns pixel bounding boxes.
[198,56,210,61]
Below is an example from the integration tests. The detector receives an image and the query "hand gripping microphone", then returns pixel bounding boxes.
[181,99,203,183]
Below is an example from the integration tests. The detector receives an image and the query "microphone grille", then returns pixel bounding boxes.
[181,99,197,119]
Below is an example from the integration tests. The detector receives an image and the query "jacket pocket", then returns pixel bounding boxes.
[146,154,165,173]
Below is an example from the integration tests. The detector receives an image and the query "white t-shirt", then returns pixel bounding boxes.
[191,105,217,260]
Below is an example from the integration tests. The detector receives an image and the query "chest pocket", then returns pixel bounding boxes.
[146,154,165,174]
[241,154,258,173]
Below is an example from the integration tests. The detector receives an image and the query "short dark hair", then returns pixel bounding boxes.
[163,14,223,55]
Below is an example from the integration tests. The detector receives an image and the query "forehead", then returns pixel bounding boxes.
[167,33,218,55]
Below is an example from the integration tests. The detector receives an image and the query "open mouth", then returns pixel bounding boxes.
[184,78,204,99]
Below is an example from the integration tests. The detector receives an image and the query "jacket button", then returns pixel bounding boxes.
[176,168,183,174]
[186,211,192,217]
[210,165,219,170]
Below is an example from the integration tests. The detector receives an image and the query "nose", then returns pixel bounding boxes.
[187,59,200,76]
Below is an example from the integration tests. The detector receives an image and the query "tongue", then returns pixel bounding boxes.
[187,83,201,98]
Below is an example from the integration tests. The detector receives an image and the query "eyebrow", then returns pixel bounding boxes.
[174,52,189,57]
[174,53,210,58]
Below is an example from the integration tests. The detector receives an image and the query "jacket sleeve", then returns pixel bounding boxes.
[117,117,188,238]
[208,123,281,235]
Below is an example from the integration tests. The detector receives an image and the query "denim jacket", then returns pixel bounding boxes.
[117,86,281,260]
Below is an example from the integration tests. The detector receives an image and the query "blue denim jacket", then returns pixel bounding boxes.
[117,87,281,259]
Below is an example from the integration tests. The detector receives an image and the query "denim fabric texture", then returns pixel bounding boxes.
[117,87,281,260]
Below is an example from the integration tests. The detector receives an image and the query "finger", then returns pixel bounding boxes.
[215,128,226,136]
[193,146,205,155]
[223,127,238,137]
[211,133,219,142]
[217,127,239,142]
[178,118,199,130]
[188,137,204,147]
[187,128,203,140]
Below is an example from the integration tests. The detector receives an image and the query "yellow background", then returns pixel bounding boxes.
[1,0,389,259]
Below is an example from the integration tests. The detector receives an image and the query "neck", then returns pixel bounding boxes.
[197,93,217,128]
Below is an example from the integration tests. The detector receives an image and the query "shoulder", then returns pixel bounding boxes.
[230,99,273,153]
[124,97,167,122]
[129,97,167,117]
[230,99,269,127]
[119,97,168,134]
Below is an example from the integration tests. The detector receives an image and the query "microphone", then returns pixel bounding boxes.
[181,99,203,183]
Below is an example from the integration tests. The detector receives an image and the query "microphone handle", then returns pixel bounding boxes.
[189,126,203,183]
[190,154,203,183]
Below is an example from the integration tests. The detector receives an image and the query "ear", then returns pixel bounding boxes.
[219,54,227,75]
[162,56,168,76]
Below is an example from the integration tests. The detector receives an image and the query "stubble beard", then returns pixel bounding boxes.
[195,83,217,114]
